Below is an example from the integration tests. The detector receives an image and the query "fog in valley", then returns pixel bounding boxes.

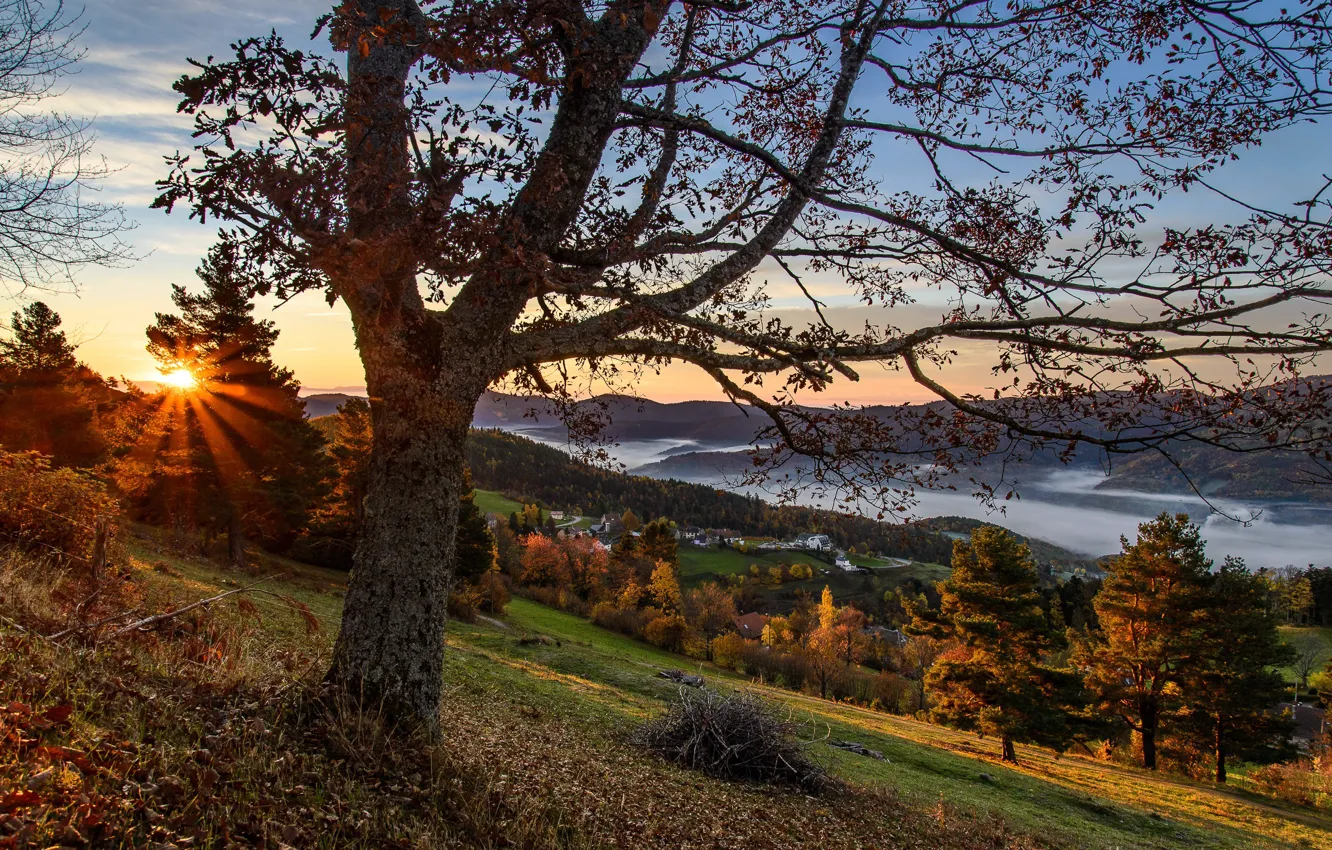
[514,429,1332,568]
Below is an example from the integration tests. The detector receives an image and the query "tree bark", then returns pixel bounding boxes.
[326,313,489,728]
[1141,701,1158,770]
[1214,720,1227,783]
[1001,734,1018,764]
[227,508,246,570]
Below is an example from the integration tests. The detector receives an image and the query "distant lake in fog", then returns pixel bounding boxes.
[512,430,1332,569]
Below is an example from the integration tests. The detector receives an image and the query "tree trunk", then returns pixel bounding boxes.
[326,329,485,728]
[1001,734,1018,764]
[227,508,246,569]
[1141,701,1158,770]
[1214,719,1227,783]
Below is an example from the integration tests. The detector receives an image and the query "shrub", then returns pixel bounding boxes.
[592,601,648,636]
[633,688,830,793]
[1245,759,1332,809]
[0,451,118,567]
[448,583,481,623]
[644,613,687,652]
[710,633,749,669]
[478,570,510,614]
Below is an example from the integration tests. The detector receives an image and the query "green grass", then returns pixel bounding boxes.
[444,596,1331,850]
[678,544,829,579]
[474,488,533,521]
[91,541,1332,850]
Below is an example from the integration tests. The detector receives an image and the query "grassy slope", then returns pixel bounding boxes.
[479,598,1330,850]
[80,541,1332,850]
[474,488,533,521]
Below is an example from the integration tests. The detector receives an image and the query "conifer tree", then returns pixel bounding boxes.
[128,241,331,565]
[0,301,121,467]
[328,397,372,537]
[1080,513,1213,769]
[454,469,497,583]
[0,302,76,376]
[910,527,1080,763]
[640,517,678,568]
[1182,557,1295,782]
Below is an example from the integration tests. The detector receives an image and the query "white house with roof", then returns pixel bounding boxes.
[794,532,833,552]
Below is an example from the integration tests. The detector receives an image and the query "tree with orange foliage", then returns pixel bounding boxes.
[648,559,684,614]
[519,532,569,587]
[1079,513,1215,770]
[563,534,610,599]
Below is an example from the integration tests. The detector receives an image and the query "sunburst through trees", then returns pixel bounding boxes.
[115,241,330,567]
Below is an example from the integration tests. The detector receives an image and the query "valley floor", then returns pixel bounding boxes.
[3,539,1329,849]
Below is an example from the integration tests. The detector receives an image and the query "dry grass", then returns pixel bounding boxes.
[0,544,1050,849]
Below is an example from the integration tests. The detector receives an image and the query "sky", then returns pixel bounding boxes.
[17,0,1332,404]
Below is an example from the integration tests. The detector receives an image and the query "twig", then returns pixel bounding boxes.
[46,608,140,641]
[109,576,282,638]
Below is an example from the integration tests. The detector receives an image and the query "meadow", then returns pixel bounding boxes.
[7,534,1321,850]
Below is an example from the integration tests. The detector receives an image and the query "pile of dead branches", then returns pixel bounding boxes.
[633,688,830,793]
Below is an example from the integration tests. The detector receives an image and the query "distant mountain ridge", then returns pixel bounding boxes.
[303,382,1332,504]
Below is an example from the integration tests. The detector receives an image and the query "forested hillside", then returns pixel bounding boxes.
[465,428,954,564]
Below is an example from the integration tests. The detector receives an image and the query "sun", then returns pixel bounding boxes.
[161,368,198,390]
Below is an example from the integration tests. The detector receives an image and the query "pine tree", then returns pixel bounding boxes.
[1080,513,1213,770]
[0,301,122,467]
[127,241,331,565]
[911,527,1080,763]
[0,302,77,377]
[640,517,678,568]
[455,469,497,583]
[328,397,373,537]
[1182,557,1295,782]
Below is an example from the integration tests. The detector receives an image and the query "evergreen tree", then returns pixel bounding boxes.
[0,301,126,468]
[1080,513,1213,770]
[124,242,331,565]
[328,397,373,537]
[1,302,77,376]
[640,517,678,568]
[454,469,497,583]
[910,527,1080,763]
[1182,557,1295,782]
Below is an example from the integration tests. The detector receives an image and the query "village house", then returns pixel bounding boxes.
[733,612,769,641]
[1280,703,1328,753]
[864,626,908,648]
[794,532,833,552]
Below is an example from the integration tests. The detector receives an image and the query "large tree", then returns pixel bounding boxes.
[1079,512,1214,770]
[1181,557,1294,783]
[909,527,1079,763]
[157,0,1332,725]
